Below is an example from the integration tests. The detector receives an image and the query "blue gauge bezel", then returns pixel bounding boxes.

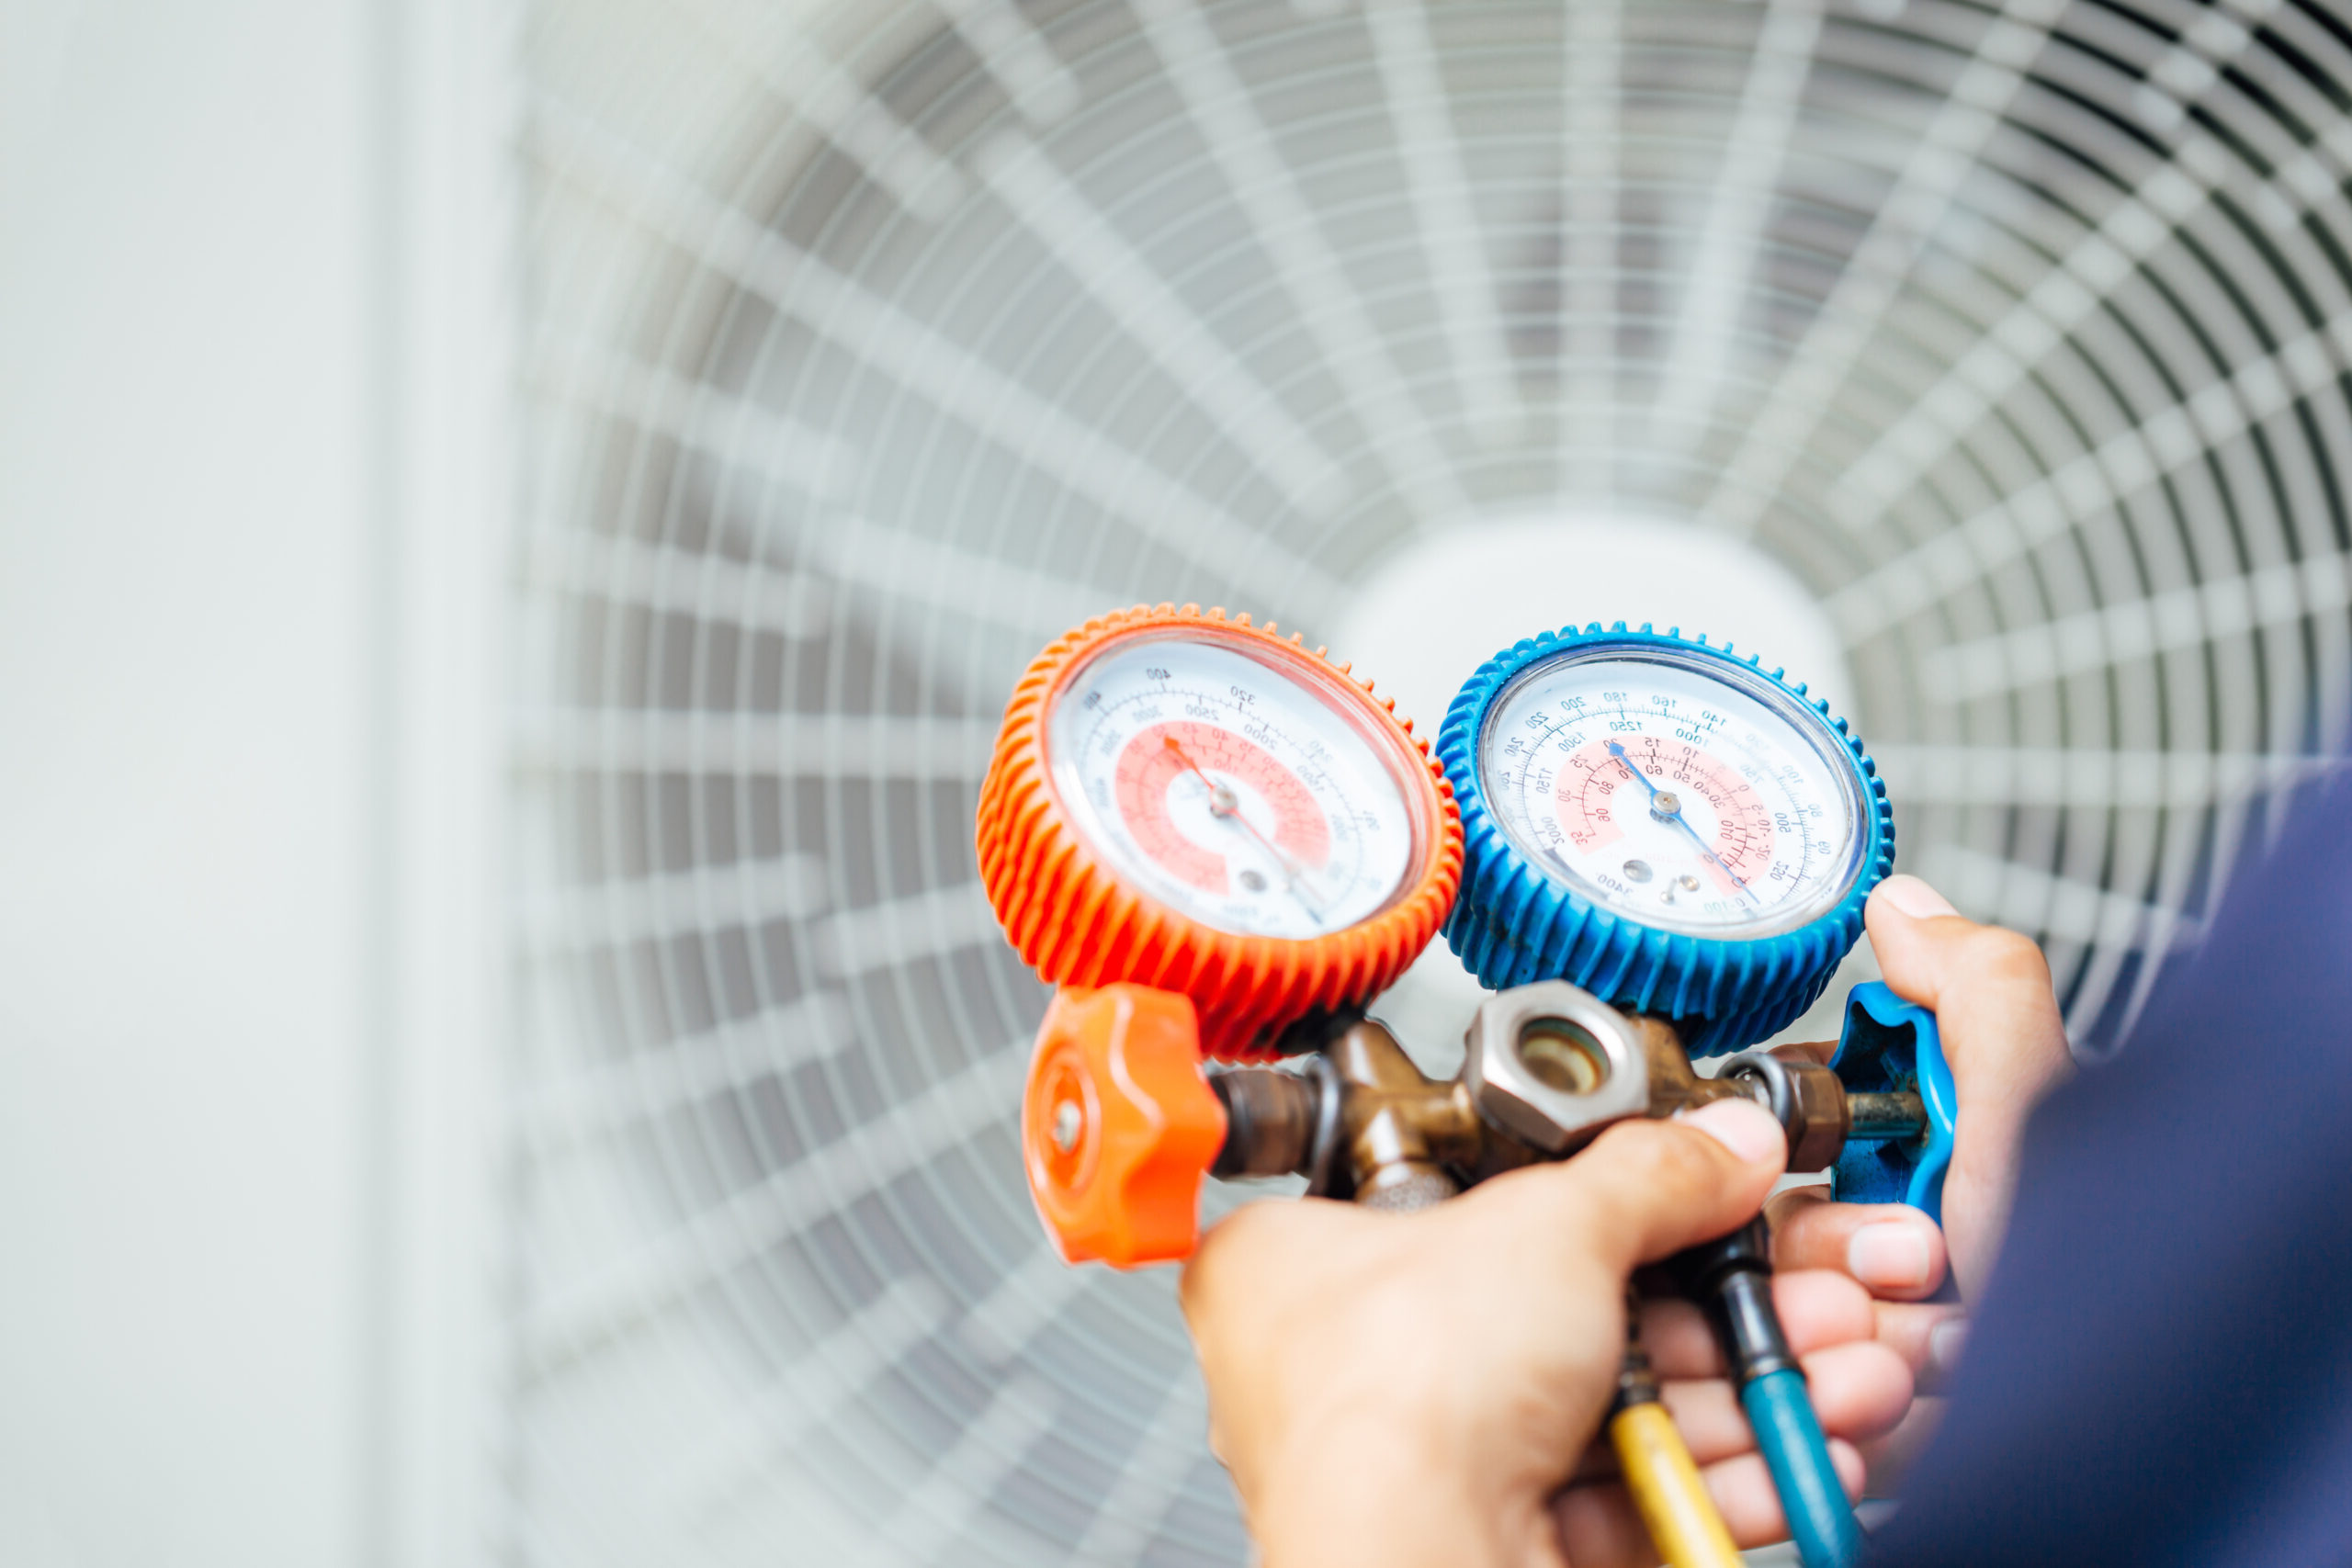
[1437,623,1895,1057]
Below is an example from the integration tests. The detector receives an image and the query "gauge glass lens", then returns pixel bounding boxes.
[1478,649,1863,937]
[1046,634,1419,939]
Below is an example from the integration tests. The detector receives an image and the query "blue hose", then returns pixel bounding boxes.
[1742,1367,1863,1568]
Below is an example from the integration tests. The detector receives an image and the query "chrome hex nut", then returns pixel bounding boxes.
[1463,982,1653,1155]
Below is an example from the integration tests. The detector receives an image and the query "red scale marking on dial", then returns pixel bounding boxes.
[1113,721,1331,894]
[1554,735,1776,893]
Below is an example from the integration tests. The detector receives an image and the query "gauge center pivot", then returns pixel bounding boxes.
[1532,727,1780,919]
[1048,633,1422,942]
[1487,657,1850,934]
[1122,725,1331,919]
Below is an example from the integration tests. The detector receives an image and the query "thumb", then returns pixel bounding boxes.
[1865,874,2073,1292]
[1864,874,2072,1122]
[1508,1100,1788,1274]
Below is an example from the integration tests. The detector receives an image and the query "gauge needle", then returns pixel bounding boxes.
[1605,740,1759,907]
[1163,734,1326,922]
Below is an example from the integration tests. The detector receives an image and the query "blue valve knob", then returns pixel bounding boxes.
[1828,981,1955,1223]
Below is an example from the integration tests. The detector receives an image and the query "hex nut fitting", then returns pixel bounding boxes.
[1720,1050,1848,1173]
[1463,982,1653,1154]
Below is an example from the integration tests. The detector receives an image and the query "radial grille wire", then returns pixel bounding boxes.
[507,1,2352,1562]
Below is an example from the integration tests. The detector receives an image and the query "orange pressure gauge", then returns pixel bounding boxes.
[978,604,1461,1265]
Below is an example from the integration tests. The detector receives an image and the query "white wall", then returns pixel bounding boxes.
[0,3,402,1562]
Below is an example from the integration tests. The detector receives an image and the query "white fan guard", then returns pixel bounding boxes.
[508,0,2352,1562]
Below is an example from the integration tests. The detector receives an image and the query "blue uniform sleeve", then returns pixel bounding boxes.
[1871,763,2352,1567]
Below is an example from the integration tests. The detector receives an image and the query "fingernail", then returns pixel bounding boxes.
[1876,874,1958,920]
[1677,1099,1786,1165]
[1847,1221,1934,1291]
[1930,1319,1969,1373]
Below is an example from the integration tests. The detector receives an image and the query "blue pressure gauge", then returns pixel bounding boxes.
[1438,624,1894,1056]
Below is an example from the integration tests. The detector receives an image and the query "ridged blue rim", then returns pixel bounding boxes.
[1437,622,1894,1057]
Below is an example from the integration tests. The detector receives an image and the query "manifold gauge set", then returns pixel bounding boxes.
[976,604,1956,1568]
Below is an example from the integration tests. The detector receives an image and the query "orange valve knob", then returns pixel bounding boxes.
[978,604,1462,1060]
[1023,985,1227,1268]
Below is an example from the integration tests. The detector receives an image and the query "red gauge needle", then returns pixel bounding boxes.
[1162,734,1326,923]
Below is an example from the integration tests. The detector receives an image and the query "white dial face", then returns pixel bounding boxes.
[1046,633,1421,939]
[1478,650,1863,936]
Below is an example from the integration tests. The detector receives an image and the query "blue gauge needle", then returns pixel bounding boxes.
[1164,735,1325,924]
[1605,740,1759,907]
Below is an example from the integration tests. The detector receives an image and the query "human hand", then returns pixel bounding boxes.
[1549,1270,1911,1561]
[1764,874,2075,1477]
[1180,1100,1913,1568]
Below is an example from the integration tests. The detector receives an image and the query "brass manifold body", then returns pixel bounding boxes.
[1209,980,1928,1203]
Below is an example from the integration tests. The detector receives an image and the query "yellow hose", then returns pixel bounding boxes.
[1608,1401,1744,1568]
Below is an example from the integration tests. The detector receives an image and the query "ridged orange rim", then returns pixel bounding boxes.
[977,604,1462,1061]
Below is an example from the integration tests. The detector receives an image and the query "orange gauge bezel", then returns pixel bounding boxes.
[977,604,1463,1061]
